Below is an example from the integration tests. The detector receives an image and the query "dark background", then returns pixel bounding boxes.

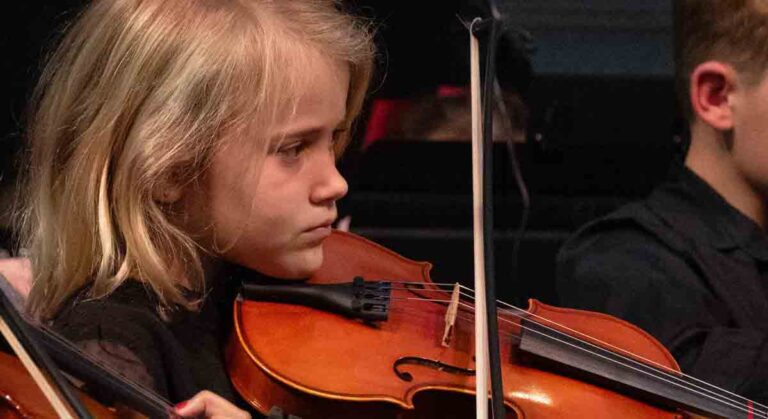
[342,0,683,306]
[0,1,683,306]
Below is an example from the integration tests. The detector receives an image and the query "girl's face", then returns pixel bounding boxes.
[200,54,350,278]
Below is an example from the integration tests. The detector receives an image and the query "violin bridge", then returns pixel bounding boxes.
[442,282,461,347]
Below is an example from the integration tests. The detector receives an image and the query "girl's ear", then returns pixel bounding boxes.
[152,182,184,204]
[689,61,739,131]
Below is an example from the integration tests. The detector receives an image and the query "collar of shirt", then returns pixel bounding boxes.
[646,165,768,261]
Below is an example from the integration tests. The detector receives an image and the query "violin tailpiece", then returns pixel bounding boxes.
[240,277,392,322]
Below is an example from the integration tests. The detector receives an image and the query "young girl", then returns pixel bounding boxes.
[15,0,374,417]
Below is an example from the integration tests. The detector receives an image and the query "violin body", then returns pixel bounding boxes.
[0,351,128,419]
[227,231,691,418]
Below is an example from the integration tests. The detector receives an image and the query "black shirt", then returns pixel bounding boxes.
[557,165,768,403]
[52,278,240,405]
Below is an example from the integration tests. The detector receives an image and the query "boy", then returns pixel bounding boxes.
[558,0,768,403]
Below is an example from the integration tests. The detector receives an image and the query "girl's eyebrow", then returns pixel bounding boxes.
[279,127,324,140]
[276,117,347,140]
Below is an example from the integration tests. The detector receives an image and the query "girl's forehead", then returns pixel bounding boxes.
[220,41,350,150]
[238,44,344,107]
[272,54,349,115]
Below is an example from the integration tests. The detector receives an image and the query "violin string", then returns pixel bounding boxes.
[480,291,768,415]
[411,281,768,414]
[390,298,766,417]
[488,306,768,417]
[488,296,768,414]
[388,299,495,330]
[393,298,768,418]
[388,284,768,416]
[388,305,484,336]
[391,282,708,378]
[287,279,763,416]
[502,314,766,417]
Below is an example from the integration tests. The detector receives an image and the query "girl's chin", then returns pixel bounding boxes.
[256,249,325,280]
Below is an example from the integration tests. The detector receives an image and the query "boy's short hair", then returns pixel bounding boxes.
[677,0,768,119]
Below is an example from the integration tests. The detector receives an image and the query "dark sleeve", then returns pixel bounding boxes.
[52,301,172,399]
[556,225,768,403]
[75,339,156,389]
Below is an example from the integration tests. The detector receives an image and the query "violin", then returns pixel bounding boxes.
[0,279,178,419]
[226,230,763,419]
[0,350,124,418]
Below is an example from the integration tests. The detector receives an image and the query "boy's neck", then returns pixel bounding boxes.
[685,122,768,229]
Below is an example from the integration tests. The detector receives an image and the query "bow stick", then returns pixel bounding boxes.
[467,0,532,416]
[468,11,505,419]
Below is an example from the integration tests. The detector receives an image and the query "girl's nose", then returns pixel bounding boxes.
[310,153,348,206]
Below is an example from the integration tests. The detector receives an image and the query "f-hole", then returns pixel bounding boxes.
[393,356,476,382]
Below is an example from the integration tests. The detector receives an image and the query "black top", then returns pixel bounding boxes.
[557,165,768,403]
[51,278,240,405]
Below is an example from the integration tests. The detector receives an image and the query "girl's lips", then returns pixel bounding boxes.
[302,226,332,242]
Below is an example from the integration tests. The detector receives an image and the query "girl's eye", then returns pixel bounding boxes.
[277,141,307,160]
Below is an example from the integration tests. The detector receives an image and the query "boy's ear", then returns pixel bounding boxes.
[689,61,738,131]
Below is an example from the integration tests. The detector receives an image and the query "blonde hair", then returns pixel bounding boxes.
[19,0,374,320]
[677,0,768,118]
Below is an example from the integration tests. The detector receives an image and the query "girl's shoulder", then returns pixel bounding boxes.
[50,280,182,398]
[53,280,166,335]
